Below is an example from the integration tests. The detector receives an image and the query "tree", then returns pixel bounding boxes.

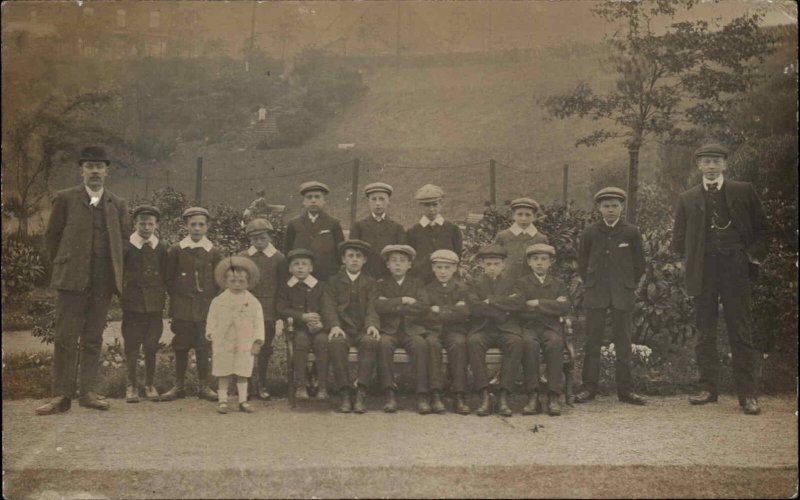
[542,0,774,222]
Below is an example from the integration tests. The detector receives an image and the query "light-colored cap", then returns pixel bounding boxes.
[299,181,330,195]
[380,244,416,260]
[245,218,273,236]
[430,249,459,265]
[510,197,541,212]
[213,256,260,289]
[364,182,393,197]
[414,184,445,203]
[181,206,210,220]
[594,187,627,203]
[526,243,556,257]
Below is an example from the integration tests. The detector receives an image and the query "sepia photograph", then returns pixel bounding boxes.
[1,0,798,498]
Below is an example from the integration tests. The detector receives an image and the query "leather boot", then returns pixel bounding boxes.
[417,394,432,415]
[688,390,718,405]
[548,392,562,416]
[295,386,310,401]
[125,385,139,403]
[197,385,218,401]
[353,386,367,414]
[144,385,161,401]
[575,389,596,404]
[619,392,647,406]
[79,392,110,411]
[316,386,329,401]
[35,396,71,416]
[522,392,542,415]
[383,389,397,413]
[337,389,352,413]
[743,398,761,415]
[476,389,491,416]
[161,386,186,401]
[497,390,512,417]
[454,393,471,415]
[431,391,446,414]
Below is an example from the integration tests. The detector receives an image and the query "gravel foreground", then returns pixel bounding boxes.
[3,395,797,498]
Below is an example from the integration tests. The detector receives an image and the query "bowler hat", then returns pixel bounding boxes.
[214,256,260,289]
[78,146,110,165]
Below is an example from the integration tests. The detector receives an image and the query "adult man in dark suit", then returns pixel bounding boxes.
[575,187,647,406]
[672,143,768,415]
[36,146,130,415]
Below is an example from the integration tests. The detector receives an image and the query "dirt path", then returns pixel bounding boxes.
[3,395,797,498]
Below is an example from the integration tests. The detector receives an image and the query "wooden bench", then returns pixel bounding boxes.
[283,318,575,406]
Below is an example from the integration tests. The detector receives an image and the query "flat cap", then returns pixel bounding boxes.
[338,239,371,255]
[78,146,110,165]
[694,143,729,159]
[526,243,556,257]
[430,249,460,265]
[364,182,393,197]
[380,244,416,260]
[594,187,627,203]
[286,248,315,263]
[245,218,273,236]
[476,244,508,259]
[181,206,210,220]
[414,184,445,203]
[510,197,541,212]
[213,256,260,289]
[132,204,160,221]
[299,181,330,195]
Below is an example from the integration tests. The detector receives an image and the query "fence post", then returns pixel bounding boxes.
[562,163,569,212]
[145,173,150,198]
[489,159,497,206]
[195,157,203,205]
[350,158,360,226]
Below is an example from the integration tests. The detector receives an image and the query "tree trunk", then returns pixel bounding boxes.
[627,144,641,224]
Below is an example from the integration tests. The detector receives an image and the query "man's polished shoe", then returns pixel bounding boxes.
[126,385,139,403]
[36,396,71,416]
[689,390,718,405]
[383,389,398,413]
[742,398,761,415]
[475,389,492,416]
[431,391,446,414]
[574,389,596,404]
[454,393,471,415]
[144,385,161,401]
[497,390,513,417]
[197,385,218,401]
[79,392,110,410]
[295,386,310,401]
[316,388,329,401]
[337,390,352,413]
[619,392,647,405]
[417,394,432,415]
[353,387,367,414]
[259,388,271,401]
[161,386,186,401]
[548,392,562,416]
[522,393,543,415]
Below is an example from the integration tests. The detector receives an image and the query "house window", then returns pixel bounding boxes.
[116,9,126,28]
[149,11,161,29]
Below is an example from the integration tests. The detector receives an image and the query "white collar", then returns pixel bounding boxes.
[247,244,277,257]
[703,175,724,191]
[346,270,361,282]
[393,276,405,287]
[85,185,104,206]
[372,213,386,222]
[420,214,444,227]
[287,275,318,288]
[604,218,620,228]
[178,236,213,251]
[509,223,538,237]
[534,273,547,284]
[130,232,159,249]
[308,212,319,223]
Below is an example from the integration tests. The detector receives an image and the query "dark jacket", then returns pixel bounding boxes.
[283,210,345,282]
[672,180,769,297]
[516,274,570,334]
[165,244,223,322]
[407,220,463,282]
[45,185,129,294]
[321,269,380,334]
[238,248,286,322]
[494,228,549,278]
[424,279,470,335]
[276,276,325,333]
[121,239,168,313]
[466,274,523,335]
[578,220,645,311]
[374,275,430,336]
[349,215,407,279]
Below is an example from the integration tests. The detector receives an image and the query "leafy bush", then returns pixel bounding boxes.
[1,239,46,303]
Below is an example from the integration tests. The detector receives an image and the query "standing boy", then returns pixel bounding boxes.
[322,240,381,414]
[349,182,407,280]
[517,244,570,416]
[466,245,524,417]
[162,207,223,401]
[425,249,471,415]
[121,205,168,403]
[374,245,437,414]
[672,143,768,415]
[407,184,463,283]
[239,218,286,400]
[575,187,647,406]
[277,248,329,401]
[284,181,344,282]
[494,197,548,278]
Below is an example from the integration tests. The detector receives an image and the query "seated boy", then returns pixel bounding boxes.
[322,239,381,414]
[374,245,435,414]
[517,243,570,416]
[494,197,548,278]
[466,244,524,417]
[424,249,471,415]
[276,248,329,401]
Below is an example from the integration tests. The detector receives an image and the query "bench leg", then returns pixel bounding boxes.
[564,365,574,406]
[286,337,295,407]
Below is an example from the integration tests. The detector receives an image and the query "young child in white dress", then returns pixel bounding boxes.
[206,256,264,414]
